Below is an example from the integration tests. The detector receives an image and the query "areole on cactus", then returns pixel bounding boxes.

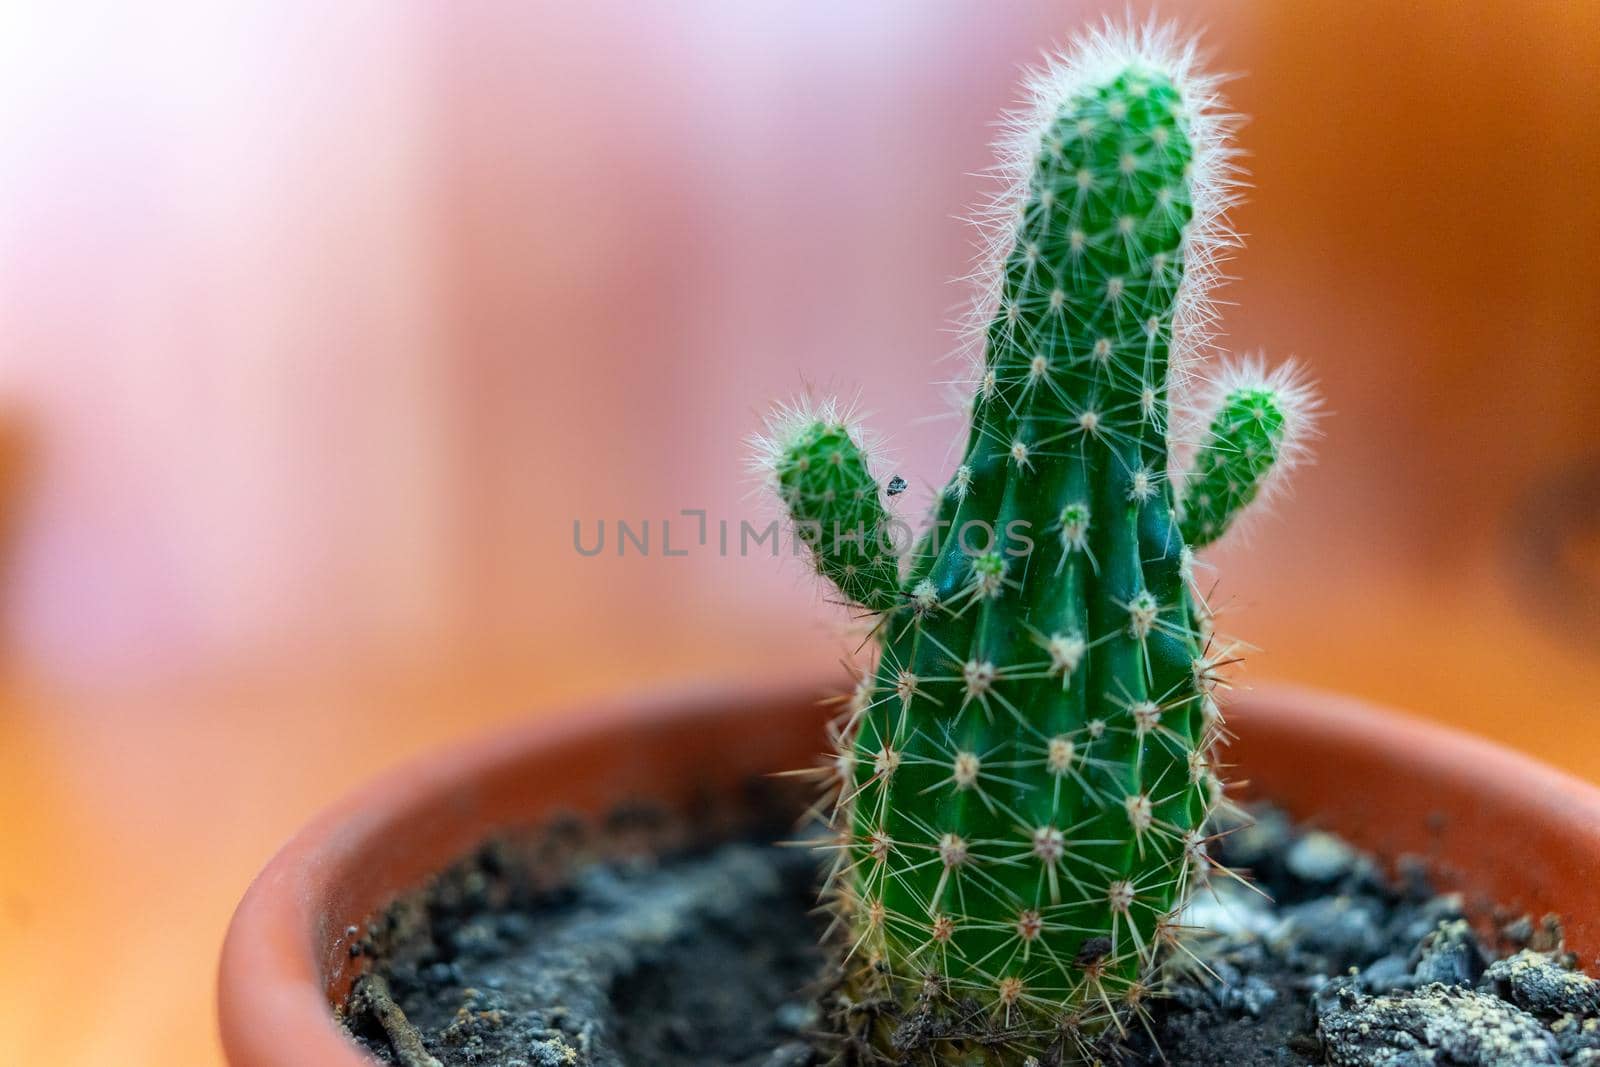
[751,22,1318,1063]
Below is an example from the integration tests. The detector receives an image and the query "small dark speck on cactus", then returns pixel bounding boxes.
[748,19,1320,1064]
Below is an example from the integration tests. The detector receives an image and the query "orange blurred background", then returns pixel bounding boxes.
[1,2,1597,1064]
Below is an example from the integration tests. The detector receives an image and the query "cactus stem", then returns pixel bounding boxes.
[751,18,1318,1059]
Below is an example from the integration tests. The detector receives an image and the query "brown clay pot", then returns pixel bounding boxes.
[217,682,1600,1067]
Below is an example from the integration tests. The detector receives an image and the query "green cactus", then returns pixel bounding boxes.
[753,25,1316,1063]
[1178,361,1315,548]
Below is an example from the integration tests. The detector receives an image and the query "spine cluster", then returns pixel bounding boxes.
[753,24,1316,1063]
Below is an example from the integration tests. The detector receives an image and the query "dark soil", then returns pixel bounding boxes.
[343,805,1600,1067]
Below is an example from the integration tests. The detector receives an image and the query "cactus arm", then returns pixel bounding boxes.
[1179,361,1318,549]
[762,406,902,612]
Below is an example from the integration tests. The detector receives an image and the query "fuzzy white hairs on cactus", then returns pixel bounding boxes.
[748,392,906,613]
[1180,355,1321,510]
[747,393,885,485]
[957,18,1244,427]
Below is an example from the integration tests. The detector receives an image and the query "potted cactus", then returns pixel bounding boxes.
[219,22,1600,1067]
[749,23,1315,1060]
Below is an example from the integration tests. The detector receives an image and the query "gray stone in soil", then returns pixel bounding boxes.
[1179,878,1277,941]
[1485,950,1600,1016]
[759,1042,815,1067]
[1409,918,1487,988]
[1553,1014,1600,1061]
[1285,830,1361,884]
[1278,894,1390,966]
[1220,807,1294,871]
[1316,979,1563,1066]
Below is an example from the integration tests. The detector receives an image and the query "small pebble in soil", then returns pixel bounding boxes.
[1284,829,1361,883]
[344,808,1600,1067]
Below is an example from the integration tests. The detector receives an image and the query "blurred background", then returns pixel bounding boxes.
[1,1,1597,1063]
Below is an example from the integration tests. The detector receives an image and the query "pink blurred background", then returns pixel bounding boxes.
[1,2,1597,1063]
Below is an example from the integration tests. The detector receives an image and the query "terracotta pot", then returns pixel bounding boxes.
[217,682,1600,1067]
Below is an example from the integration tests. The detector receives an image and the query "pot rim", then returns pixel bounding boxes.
[217,681,1600,1067]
